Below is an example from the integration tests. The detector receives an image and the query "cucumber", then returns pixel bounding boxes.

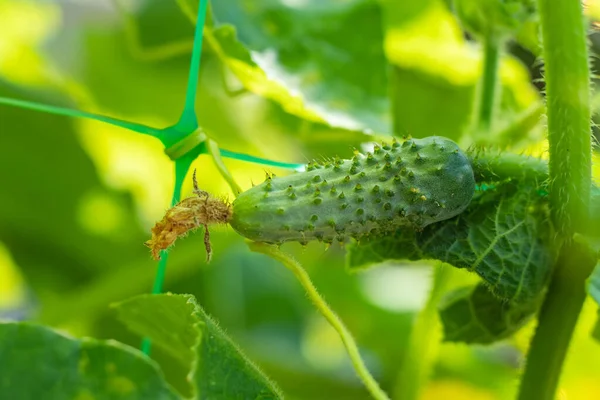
[230,136,476,245]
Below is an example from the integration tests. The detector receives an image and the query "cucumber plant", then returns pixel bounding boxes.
[0,0,599,399]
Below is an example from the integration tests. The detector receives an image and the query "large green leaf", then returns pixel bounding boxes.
[439,282,538,344]
[114,293,283,400]
[207,0,389,133]
[347,183,556,304]
[0,322,179,400]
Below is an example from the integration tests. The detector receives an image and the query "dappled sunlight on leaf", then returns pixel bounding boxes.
[422,380,496,400]
[301,316,347,371]
[207,0,390,133]
[385,2,479,86]
[210,30,324,123]
[358,264,433,312]
[594,153,600,185]
[499,57,540,110]
[77,190,128,238]
[559,299,600,395]
[0,0,61,86]
[385,0,540,142]
[585,0,600,21]
[385,0,539,99]
[76,119,173,226]
[0,242,30,319]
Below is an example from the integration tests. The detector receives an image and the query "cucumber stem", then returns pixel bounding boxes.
[248,242,391,400]
[476,35,501,133]
[518,241,596,400]
[517,0,594,398]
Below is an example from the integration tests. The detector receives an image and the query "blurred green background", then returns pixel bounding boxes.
[1,0,599,399]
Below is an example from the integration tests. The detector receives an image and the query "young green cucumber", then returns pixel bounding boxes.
[230,136,476,245]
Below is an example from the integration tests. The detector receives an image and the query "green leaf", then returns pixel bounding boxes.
[347,183,556,304]
[0,322,179,400]
[207,0,389,133]
[113,293,283,400]
[439,282,538,344]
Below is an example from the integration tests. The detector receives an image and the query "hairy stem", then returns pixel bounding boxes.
[476,35,501,133]
[541,2,592,234]
[518,242,596,400]
[248,242,390,400]
[468,151,549,184]
[518,0,594,398]
[393,265,451,400]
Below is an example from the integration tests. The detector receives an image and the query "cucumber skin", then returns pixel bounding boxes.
[230,136,476,245]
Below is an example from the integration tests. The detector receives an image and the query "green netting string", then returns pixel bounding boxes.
[174,0,209,134]
[0,96,161,137]
[219,149,305,170]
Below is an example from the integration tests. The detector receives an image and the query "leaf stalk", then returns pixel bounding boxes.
[248,242,391,400]
[476,35,502,133]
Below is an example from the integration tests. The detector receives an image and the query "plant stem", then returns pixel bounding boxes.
[518,0,594,398]
[477,35,501,133]
[392,265,451,400]
[540,3,592,235]
[206,139,242,196]
[248,242,390,400]
[468,151,549,184]
[518,242,596,400]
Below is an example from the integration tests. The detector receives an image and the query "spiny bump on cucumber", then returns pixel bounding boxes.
[230,136,476,245]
